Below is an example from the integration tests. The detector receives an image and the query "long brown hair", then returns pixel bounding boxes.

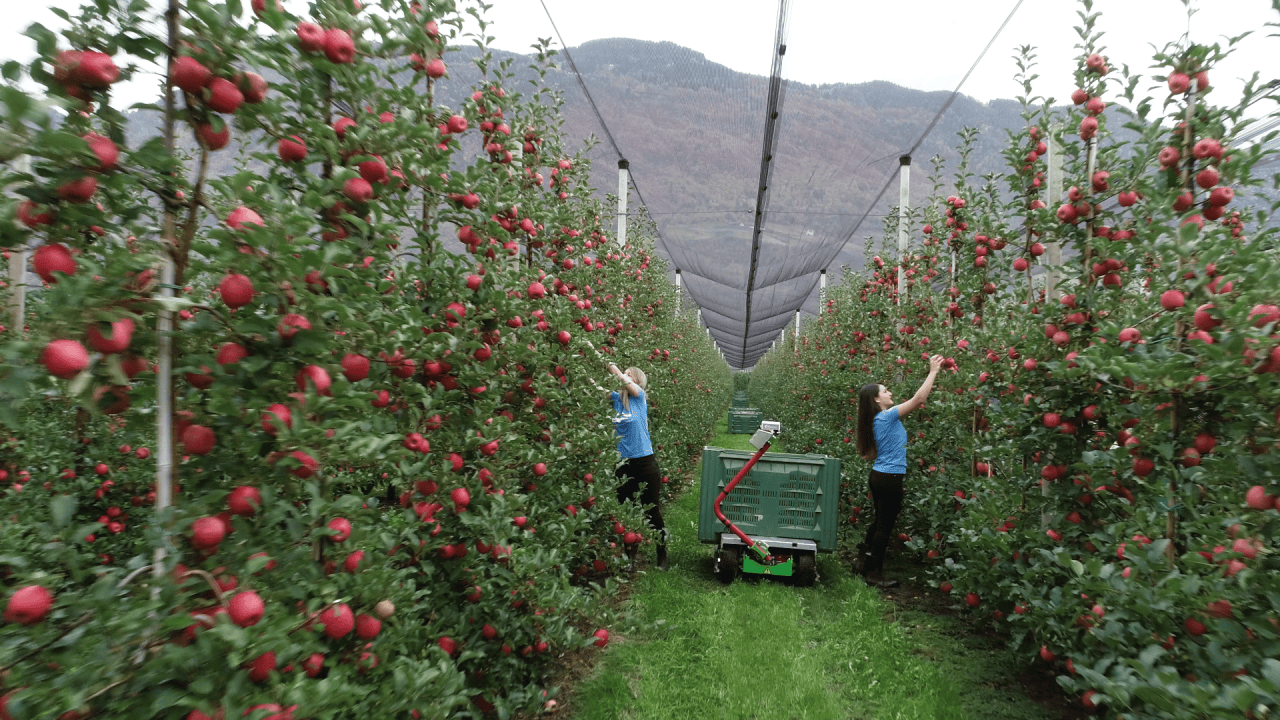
[855,383,883,461]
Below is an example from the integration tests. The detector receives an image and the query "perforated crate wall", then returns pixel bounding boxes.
[697,447,841,552]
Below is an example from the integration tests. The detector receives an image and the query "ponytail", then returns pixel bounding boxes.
[856,383,882,461]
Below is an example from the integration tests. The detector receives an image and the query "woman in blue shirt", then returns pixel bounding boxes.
[605,361,668,571]
[853,354,943,588]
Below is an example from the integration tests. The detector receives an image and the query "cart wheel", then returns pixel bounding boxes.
[793,552,817,587]
[716,546,741,584]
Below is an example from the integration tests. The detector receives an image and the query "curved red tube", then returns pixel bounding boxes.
[712,440,771,552]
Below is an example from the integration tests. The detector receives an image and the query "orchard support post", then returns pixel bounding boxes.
[1045,124,1064,302]
[6,156,30,332]
[819,268,827,302]
[896,155,910,305]
[154,0,181,582]
[616,159,629,248]
[675,268,682,316]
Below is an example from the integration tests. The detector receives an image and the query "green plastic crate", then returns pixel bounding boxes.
[726,409,762,434]
[731,392,750,408]
[697,447,841,552]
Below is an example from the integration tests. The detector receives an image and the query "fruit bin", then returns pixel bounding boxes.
[726,408,762,433]
[698,437,840,586]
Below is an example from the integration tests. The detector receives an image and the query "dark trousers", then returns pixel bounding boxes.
[861,469,904,574]
[616,454,667,554]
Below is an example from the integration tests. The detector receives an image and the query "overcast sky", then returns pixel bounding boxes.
[2,0,1276,109]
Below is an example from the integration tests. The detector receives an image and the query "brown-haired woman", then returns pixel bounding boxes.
[853,354,943,588]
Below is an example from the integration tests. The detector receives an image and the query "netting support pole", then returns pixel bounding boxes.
[674,269,682,316]
[615,159,629,248]
[819,268,827,302]
[794,310,801,355]
[896,155,911,306]
[1045,124,1064,301]
[6,156,30,332]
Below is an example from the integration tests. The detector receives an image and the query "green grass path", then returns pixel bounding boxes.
[568,416,1061,720]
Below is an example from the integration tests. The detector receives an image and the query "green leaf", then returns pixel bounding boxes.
[51,494,76,527]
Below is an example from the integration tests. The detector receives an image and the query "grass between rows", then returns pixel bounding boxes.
[565,415,1066,720]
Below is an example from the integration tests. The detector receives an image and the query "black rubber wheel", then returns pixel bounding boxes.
[716,546,741,584]
[793,552,817,587]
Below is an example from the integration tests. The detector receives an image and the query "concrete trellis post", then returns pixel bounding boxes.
[819,268,827,302]
[896,155,910,305]
[1045,125,1064,301]
[674,269,682,316]
[6,156,31,332]
[616,159,629,248]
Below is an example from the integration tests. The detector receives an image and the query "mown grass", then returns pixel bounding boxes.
[568,415,1063,720]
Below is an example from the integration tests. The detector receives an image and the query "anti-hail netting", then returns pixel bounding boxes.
[436,6,1278,370]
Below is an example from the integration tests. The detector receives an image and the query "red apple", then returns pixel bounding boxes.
[82,132,119,172]
[226,206,264,230]
[279,135,307,162]
[261,404,292,436]
[196,122,231,150]
[327,517,351,542]
[219,273,254,308]
[33,243,77,282]
[172,56,212,93]
[296,365,332,396]
[205,77,244,114]
[228,591,264,627]
[343,177,374,203]
[341,353,370,381]
[18,200,56,228]
[288,450,319,478]
[57,176,98,203]
[236,72,269,103]
[216,343,248,366]
[296,22,326,53]
[228,486,262,516]
[87,317,135,354]
[4,585,53,625]
[247,652,276,682]
[191,516,226,550]
[324,28,355,64]
[73,51,120,88]
[42,339,90,379]
[183,425,216,455]
[318,603,354,638]
[277,313,311,340]
[355,613,381,639]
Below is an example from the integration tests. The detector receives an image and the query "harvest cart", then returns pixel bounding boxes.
[698,422,840,587]
[726,407,763,434]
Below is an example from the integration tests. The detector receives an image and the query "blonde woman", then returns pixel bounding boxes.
[603,361,669,571]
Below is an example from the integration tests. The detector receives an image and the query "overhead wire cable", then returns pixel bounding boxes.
[826,0,1026,267]
[739,0,793,367]
[534,0,678,261]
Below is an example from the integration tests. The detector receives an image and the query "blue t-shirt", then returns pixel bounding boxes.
[872,407,907,474]
[611,389,653,459]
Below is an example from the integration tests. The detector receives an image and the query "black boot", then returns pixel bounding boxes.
[863,570,898,589]
[852,552,871,576]
[656,545,669,572]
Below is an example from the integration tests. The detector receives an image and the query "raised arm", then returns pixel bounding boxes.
[894,355,944,419]
[608,362,640,397]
